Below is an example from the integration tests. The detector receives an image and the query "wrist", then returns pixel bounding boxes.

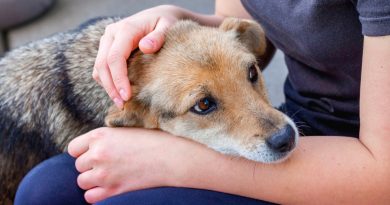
[151,4,186,20]
[166,138,229,189]
[155,4,224,27]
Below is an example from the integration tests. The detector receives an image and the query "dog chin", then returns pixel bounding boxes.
[211,143,293,163]
[244,149,292,163]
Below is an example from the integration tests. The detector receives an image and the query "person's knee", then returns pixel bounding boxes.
[96,187,274,205]
[14,163,50,205]
[14,153,86,205]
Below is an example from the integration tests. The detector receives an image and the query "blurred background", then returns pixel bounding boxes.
[0,0,288,106]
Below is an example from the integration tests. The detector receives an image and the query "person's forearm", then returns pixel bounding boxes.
[171,0,252,27]
[175,136,389,204]
[176,6,224,27]
[171,32,390,205]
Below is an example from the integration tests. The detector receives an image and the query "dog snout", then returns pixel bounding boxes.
[265,124,296,153]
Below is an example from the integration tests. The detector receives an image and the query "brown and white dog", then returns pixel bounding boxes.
[0,17,298,204]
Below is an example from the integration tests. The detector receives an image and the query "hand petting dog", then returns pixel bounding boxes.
[92,5,182,108]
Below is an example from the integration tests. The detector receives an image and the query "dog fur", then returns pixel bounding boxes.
[0,17,297,204]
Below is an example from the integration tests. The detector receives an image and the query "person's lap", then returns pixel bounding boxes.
[15,103,324,205]
[14,153,87,205]
[15,153,276,205]
[15,104,318,205]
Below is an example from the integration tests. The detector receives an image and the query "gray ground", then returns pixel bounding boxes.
[1,0,288,106]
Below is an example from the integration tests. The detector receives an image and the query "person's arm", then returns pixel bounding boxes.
[172,36,390,204]
[214,0,252,19]
[68,36,390,204]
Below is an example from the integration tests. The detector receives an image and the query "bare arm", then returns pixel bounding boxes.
[71,2,390,203]
[215,0,252,19]
[68,36,389,205]
[163,0,253,26]
[174,36,390,204]
[176,0,252,26]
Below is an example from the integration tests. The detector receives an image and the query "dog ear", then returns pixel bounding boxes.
[104,49,159,129]
[219,18,275,69]
[105,100,158,129]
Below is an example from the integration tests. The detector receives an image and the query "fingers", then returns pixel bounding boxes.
[93,34,113,85]
[77,168,112,191]
[68,128,103,158]
[94,33,125,108]
[94,22,147,105]
[94,12,179,108]
[84,187,114,204]
[68,134,89,158]
[139,17,172,54]
[106,24,141,101]
[96,60,124,108]
[94,33,113,82]
[75,151,93,173]
[77,169,97,190]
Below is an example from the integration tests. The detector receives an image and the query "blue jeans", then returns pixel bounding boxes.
[15,153,276,205]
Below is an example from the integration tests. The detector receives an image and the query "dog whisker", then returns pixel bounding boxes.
[290,108,303,118]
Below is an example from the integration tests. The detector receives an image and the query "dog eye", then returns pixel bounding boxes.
[191,97,217,115]
[248,64,258,83]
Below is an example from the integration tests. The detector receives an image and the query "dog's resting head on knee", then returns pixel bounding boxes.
[105,18,298,163]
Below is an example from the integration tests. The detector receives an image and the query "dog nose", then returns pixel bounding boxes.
[266,124,296,153]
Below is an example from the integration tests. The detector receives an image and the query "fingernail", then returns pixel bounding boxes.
[140,38,154,50]
[119,89,128,101]
[113,98,124,109]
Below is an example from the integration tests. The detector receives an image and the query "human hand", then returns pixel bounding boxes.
[93,5,184,108]
[67,127,203,203]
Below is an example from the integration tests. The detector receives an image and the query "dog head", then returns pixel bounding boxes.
[105,18,298,163]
